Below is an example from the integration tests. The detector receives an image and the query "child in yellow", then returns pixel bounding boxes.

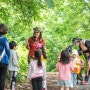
[71,50,83,87]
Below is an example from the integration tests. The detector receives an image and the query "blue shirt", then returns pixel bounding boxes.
[0,35,10,64]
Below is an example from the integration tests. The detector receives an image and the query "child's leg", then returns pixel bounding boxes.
[65,87,69,90]
[73,73,77,86]
[10,71,17,90]
[42,80,47,90]
[37,77,43,90]
[60,86,64,90]
[88,75,90,84]
[42,61,47,90]
[31,78,38,90]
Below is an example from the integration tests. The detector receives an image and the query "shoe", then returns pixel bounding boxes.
[80,81,83,85]
[83,81,88,85]
[42,88,46,90]
[75,85,78,88]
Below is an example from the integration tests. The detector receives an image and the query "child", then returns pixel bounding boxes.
[56,50,74,90]
[27,50,46,90]
[71,50,82,86]
[8,41,19,90]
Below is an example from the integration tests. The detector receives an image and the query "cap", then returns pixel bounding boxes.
[72,49,78,55]
[33,27,43,32]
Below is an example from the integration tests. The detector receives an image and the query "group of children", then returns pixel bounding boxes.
[8,41,46,90]
[8,42,90,90]
[7,27,47,90]
[8,40,90,90]
[8,37,90,90]
[56,49,90,90]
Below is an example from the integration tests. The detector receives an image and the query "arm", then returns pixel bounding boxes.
[70,61,74,72]
[56,62,59,71]
[87,60,90,76]
[26,37,32,50]
[5,38,10,59]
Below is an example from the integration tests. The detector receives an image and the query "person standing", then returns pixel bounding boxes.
[26,27,46,64]
[0,24,10,90]
[71,50,83,86]
[27,50,46,90]
[8,41,19,90]
[72,37,90,84]
[56,50,74,90]
[26,27,47,90]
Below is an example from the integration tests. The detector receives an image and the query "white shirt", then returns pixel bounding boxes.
[27,60,46,79]
[8,50,19,71]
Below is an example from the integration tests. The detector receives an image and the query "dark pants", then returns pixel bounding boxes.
[0,64,8,90]
[31,76,43,90]
[10,71,17,90]
[77,69,83,84]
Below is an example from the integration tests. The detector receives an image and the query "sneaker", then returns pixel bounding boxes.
[83,81,88,85]
[42,88,46,90]
[80,81,83,85]
[75,85,78,88]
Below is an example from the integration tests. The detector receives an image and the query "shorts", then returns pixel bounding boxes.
[57,79,73,87]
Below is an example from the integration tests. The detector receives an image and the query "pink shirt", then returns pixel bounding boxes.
[56,61,73,80]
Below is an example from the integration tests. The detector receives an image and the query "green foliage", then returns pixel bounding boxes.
[0,0,90,82]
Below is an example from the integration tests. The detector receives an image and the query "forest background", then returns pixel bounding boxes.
[0,0,90,82]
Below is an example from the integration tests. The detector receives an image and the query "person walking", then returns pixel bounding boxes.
[26,27,46,64]
[71,50,83,86]
[0,24,10,90]
[27,50,46,90]
[26,27,47,89]
[8,41,19,90]
[56,50,74,90]
[72,37,90,84]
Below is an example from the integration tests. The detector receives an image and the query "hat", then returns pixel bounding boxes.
[72,49,78,55]
[33,27,43,32]
[72,37,79,42]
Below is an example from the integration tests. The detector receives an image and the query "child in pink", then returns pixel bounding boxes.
[27,50,46,90]
[56,50,74,90]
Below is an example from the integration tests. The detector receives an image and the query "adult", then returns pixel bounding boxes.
[26,27,47,90]
[26,27,46,63]
[0,24,10,90]
[72,37,90,84]
[72,37,90,58]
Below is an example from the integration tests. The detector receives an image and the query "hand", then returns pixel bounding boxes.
[0,56,2,61]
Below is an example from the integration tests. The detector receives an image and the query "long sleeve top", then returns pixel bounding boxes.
[0,35,10,64]
[26,37,46,58]
[27,60,46,79]
[8,50,19,71]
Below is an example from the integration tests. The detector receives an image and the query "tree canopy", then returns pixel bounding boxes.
[0,0,90,82]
